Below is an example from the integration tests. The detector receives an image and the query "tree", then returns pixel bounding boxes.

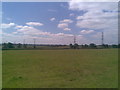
[23,44,27,48]
[112,44,118,48]
[89,43,96,48]
[2,43,8,49]
[103,44,109,48]
[69,44,73,49]
[7,42,15,48]
[81,44,84,48]
[118,44,120,48]
[74,43,79,49]
[69,43,79,49]
[17,43,22,48]
[84,44,88,48]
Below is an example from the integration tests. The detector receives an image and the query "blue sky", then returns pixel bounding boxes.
[1,1,118,45]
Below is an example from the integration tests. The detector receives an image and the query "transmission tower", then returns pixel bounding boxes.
[23,39,25,45]
[102,32,104,45]
[33,38,36,48]
[23,39,26,48]
[74,35,76,44]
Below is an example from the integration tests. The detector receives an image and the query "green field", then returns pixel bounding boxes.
[2,49,118,88]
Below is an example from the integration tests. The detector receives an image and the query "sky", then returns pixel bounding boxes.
[1,1,118,45]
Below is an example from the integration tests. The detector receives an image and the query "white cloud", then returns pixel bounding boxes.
[15,25,73,37]
[54,33,73,37]
[69,1,118,11]
[76,10,117,29]
[26,22,44,26]
[16,25,47,36]
[50,18,56,21]
[69,13,75,17]
[2,23,97,44]
[57,23,68,29]
[64,28,71,31]
[60,19,73,23]
[58,19,73,31]
[1,23,15,29]
[3,25,76,44]
[54,33,65,36]
[15,25,24,29]
[68,1,118,44]
[80,30,94,34]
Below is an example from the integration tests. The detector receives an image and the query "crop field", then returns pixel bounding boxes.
[2,49,118,88]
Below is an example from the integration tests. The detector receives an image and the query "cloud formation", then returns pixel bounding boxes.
[50,18,56,21]
[69,0,117,11]
[69,13,75,17]
[60,19,73,23]
[26,22,44,26]
[58,19,73,31]
[57,23,68,29]
[1,23,15,29]
[2,2,118,44]
[80,30,94,34]
[68,1,118,44]
[64,28,71,31]
[14,24,74,38]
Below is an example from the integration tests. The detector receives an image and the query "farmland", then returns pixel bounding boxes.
[2,49,118,88]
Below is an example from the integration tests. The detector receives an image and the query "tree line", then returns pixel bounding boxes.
[1,42,120,49]
[2,42,27,49]
[69,43,120,49]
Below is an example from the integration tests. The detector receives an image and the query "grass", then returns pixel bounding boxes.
[0,50,2,89]
[2,49,118,88]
